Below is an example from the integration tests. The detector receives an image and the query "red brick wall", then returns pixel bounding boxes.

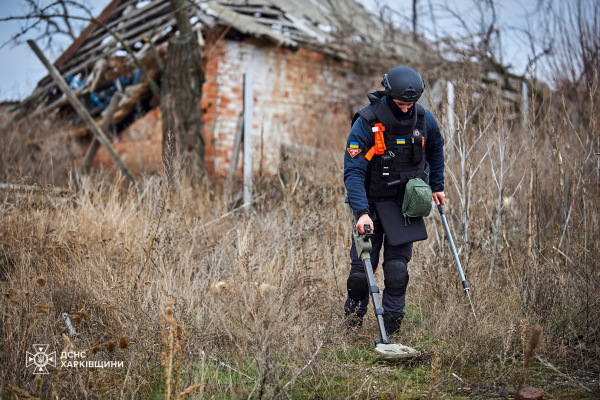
[93,107,163,174]
[95,38,379,176]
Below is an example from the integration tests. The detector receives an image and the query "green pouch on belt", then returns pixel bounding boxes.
[402,178,433,217]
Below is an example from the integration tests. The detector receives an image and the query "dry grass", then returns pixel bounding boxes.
[1,66,599,400]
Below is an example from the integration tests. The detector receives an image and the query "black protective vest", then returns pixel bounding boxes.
[352,91,429,203]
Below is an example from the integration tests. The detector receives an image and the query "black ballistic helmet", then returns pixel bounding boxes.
[381,66,425,102]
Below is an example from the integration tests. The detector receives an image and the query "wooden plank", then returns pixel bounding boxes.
[57,0,166,56]
[133,29,166,64]
[229,6,284,16]
[104,0,169,33]
[31,0,134,80]
[249,16,296,28]
[197,12,215,26]
[61,16,176,72]
[54,0,125,68]
[67,0,139,46]
[53,0,139,69]
[226,112,244,191]
[74,1,171,56]
[29,88,86,119]
[112,82,151,122]
[38,41,163,119]
[28,40,141,192]
[82,92,124,172]
[54,17,173,92]
[42,78,154,140]
[220,0,271,6]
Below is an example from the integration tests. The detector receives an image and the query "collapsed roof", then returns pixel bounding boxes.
[17,0,410,124]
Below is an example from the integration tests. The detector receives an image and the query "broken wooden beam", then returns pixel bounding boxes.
[27,39,142,192]
[54,0,126,68]
[226,111,244,192]
[81,91,123,172]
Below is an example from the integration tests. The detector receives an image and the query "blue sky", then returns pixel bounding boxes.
[0,0,542,102]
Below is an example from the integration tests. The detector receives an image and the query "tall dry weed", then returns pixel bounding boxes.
[1,51,599,398]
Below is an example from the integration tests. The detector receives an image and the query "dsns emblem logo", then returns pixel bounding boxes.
[26,344,56,374]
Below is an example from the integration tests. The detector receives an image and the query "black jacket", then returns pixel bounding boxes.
[344,96,444,218]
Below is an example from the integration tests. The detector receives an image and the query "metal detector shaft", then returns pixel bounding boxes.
[347,200,389,345]
[437,205,478,321]
[362,255,390,344]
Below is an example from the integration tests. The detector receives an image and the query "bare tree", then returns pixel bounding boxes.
[485,103,525,281]
[432,0,529,89]
[537,0,600,249]
[161,0,206,182]
[1,0,208,179]
[413,0,418,41]
[444,69,492,262]
[0,0,89,50]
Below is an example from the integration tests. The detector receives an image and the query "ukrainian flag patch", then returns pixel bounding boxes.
[349,142,359,149]
[396,139,406,144]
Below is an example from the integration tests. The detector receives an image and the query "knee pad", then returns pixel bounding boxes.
[383,259,409,296]
[347,272,368,301]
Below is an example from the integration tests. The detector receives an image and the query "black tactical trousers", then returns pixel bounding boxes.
[344,209,413,318]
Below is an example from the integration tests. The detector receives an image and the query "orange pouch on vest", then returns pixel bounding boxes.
[374,123,386,154]
[366,123,386,161]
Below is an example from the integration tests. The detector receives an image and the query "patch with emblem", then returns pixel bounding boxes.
[414,129,421,136]
[347,148,362,158]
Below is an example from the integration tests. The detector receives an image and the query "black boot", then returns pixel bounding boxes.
[383,313,403,337]
[344,313,363,334]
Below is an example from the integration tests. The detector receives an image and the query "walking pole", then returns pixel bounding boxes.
[437,204,478,321]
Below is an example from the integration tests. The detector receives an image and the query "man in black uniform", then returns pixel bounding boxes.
[344,66,445,337]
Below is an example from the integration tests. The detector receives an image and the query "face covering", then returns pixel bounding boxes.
[387,95,413,120]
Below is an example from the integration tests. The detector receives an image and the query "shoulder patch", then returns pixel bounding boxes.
[347,148,362,158]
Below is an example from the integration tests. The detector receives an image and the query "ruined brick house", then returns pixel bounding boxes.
[17,0,428,176]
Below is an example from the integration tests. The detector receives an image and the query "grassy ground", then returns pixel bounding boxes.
[0,162,598,399]
[1,67,599,399]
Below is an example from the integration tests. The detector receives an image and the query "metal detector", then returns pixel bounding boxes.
[436,205,477,321]
[347,200,420,359]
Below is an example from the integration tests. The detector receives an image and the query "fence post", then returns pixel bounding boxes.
[243,73,253,209]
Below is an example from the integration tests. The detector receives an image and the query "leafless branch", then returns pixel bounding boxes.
[1,0,92,50]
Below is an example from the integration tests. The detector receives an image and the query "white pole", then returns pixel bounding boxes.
[243,74,253,209]
[522,80,529,133]
[447,80,455,136]
[446,80,455,163]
